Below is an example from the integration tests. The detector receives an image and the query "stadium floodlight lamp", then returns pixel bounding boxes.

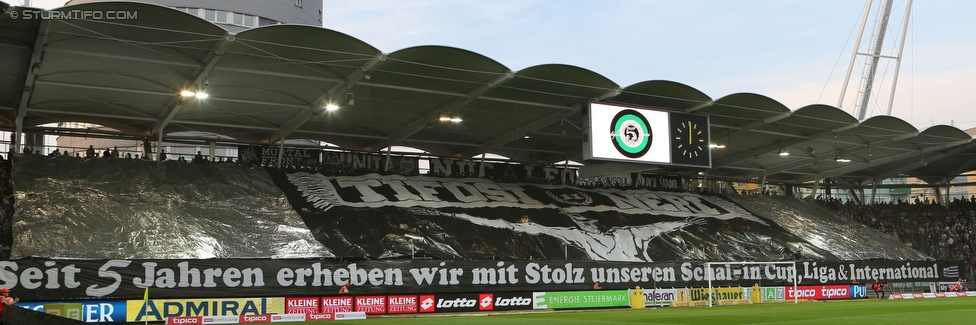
[709,143,726,149]
[325,103,340,111]
[778,149,789,156]
[180,91,196,97]
[195,92,209,99]
[450,114,462,123]
[835,156,851,163]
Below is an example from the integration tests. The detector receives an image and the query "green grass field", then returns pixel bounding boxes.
[243,298,974,325]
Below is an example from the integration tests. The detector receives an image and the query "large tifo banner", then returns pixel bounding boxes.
[0,259,961,301]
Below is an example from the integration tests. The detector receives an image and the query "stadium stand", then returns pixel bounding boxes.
[818,196,975,280]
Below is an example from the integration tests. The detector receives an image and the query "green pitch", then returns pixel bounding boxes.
[256,298,975,325]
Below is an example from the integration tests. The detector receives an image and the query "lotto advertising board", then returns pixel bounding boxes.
[531,290,629,309]
[415,292,534,313]
[784,284,867,300]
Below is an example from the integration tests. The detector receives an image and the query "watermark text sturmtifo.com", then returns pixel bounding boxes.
[9,9,138,20]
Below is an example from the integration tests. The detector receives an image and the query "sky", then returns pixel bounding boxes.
[14,0,976,131]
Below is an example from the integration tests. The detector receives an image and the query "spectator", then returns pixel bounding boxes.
[817,196,976,277]
[192,151,206,164]
[85,145,96,158]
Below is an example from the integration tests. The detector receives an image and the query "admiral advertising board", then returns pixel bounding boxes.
[125,297,284,323]
[584,102,710,168]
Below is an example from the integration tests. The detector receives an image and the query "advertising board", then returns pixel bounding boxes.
[531,290,629,309]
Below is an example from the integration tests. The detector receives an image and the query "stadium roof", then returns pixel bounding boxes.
[2,1,976,186]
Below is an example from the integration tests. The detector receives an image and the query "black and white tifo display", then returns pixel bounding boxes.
[584,102,711,168]
[273,171,872,263]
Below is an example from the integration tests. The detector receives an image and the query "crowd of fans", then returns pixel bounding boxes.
[817,195,976,277]
[0,155,12,260]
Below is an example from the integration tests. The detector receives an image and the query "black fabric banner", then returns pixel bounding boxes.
[269,171,830,262]
[238,146,320,166]
[0,259,961,301]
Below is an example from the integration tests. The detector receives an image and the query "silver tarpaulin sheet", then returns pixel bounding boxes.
[725,194,928,261]
[11,155,330,259]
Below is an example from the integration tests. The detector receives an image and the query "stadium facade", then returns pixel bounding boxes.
[66,0,323,32]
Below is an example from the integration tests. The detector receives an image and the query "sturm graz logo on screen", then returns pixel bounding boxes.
[610,109,651,158]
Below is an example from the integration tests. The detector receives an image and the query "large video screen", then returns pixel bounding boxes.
[583,103,711,168]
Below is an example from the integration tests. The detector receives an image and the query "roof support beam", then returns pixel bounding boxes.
[478,88,621,154]
[166,120,280,131]
[367,71,515,151]
[814,139,972,180]
[752,131,924,177]
[767,135,972,178]
[42,48,200,68]
[579,161,660,178]
[267,52,387,144]
[685,100,714,112]
[152,33,234,135]
[14,18,49,152]
[27,108,157,121]
[725,111,793,138]
[712,124,858,167]
[34,80,175,97]
[206,97,308,109]
[870,142,976,183]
